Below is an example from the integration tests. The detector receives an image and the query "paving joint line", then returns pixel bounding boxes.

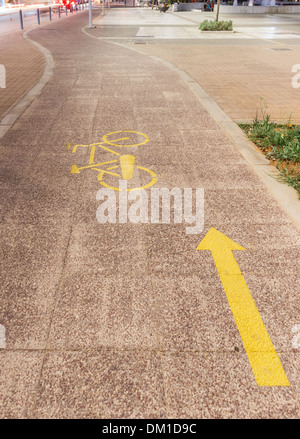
[0,347,293,355]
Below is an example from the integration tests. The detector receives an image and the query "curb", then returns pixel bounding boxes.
[83,26,300,229]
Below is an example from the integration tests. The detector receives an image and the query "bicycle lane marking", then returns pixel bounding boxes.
[68,130,157,192]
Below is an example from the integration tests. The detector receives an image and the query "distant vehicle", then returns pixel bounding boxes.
[59,0,76,9]
[59,0,88,9]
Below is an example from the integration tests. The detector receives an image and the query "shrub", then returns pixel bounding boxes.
[199,20,233,31]
[239,113,300,197]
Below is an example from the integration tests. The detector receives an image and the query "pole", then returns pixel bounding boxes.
[49,6,52,21]
[37,8,40,25]
[89,0,93,26]
[19,9,24,30]
[216,0,220,22]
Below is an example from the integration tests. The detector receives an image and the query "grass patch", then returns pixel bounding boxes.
[239,113,300,197]
[199,20,233,31]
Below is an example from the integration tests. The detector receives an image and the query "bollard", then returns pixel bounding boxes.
[58,5,61,17]
[89,0,93,26]
[66,5,68,15]
[49,6,52,21]
[19,9,24,30]
[37,8,40,25]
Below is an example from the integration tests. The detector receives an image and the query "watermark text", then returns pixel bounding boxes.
[0,64,6,89]
[96,181,204,235]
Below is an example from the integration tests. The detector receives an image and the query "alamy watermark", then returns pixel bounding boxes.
[291,64,300,89]
[292,324,300,349]
[0,324,5,349]
[0,64,6,89]
[96,180,204,235]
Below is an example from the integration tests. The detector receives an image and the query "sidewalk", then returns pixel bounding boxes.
[0,9,299,419]
[93,8,300,124]
[0,32,45,120]
[135,37,300,123]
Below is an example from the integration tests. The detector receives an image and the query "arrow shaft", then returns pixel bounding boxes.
[211,250,242,275]
[214,254,289,386]
[197,228,289,386]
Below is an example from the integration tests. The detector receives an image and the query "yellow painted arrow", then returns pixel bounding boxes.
[197,227,289,387]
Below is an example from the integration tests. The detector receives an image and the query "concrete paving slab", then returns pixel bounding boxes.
[47,273,158,350]
[0,351,43,419]
[161,351,299,418]
[32,350,166,419]
[150,275,244,352]
[203,188,293,225]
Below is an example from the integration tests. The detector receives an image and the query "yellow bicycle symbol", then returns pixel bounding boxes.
[68,130,157,191]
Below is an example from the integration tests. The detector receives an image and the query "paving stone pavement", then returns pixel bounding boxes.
[0,31,45,120]
[94,8,300,124]
[135,41,300,123]
[0,9,299,419]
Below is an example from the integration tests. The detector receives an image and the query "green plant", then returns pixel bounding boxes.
[199,20,233,31]
[239,119,300,164]
[268,137,300,164]
[276,167,300,196]
[239,105,300,197]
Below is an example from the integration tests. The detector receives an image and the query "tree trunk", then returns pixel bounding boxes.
[216,0,220,22]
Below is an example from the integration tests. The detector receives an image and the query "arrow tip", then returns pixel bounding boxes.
[197,227,246,252]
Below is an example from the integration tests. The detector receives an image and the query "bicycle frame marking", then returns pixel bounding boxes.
[102,130,150,148]
[68,131,156,191]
